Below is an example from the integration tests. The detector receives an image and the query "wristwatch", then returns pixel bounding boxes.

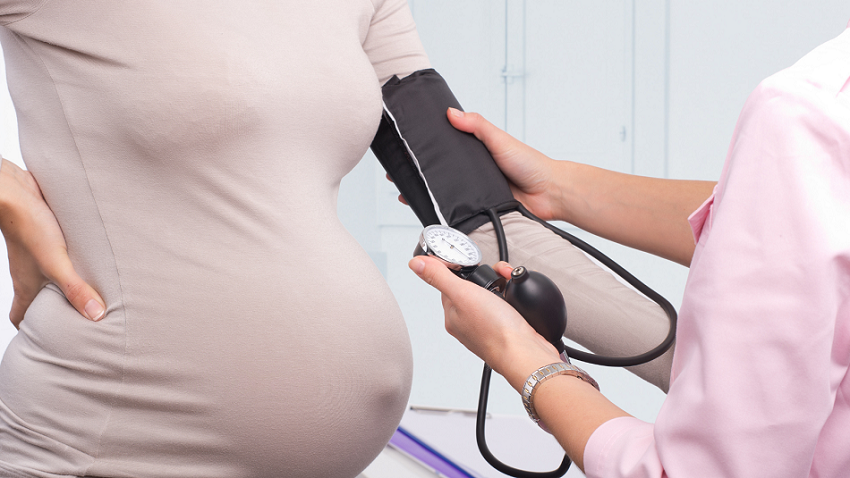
[522,361,599,425]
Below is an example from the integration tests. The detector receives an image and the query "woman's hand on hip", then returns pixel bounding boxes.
[0,159,105,328]
[408,255,560,392]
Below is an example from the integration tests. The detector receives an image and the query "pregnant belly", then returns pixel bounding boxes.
[0,249,412,478]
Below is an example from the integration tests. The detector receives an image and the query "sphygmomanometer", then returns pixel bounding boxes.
[371,69,677,478]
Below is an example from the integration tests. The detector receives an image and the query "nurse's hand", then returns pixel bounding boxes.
[408,255,560,392]
[0,159,105,329]
[446,108,560,221]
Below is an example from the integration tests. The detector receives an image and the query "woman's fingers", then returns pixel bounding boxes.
[9,284,39,329]
[45,256,106,322]
[6,231,106,327]
[0,159,106,326]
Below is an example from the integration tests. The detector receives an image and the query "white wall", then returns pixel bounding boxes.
[668,1,850,180]
[1,0,849,428]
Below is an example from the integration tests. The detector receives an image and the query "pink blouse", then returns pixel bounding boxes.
[584,25,850,477]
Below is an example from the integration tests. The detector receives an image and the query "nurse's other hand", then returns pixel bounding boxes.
[408,255,560,391]
[0,159,105,328]
[446,108,559,221]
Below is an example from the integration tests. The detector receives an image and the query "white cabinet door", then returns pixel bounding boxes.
[508,0,635,173]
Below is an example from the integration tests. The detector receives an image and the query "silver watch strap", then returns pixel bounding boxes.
[521,361,599,423]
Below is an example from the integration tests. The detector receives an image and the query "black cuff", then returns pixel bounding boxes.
[370,69,517,234]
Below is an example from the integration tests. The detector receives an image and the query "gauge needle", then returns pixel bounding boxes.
[441,237,470,259]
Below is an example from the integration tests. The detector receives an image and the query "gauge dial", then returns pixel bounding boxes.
[420,225,482,268]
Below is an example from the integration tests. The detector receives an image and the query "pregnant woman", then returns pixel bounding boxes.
[0,1,677,476]
[0,1,429,476]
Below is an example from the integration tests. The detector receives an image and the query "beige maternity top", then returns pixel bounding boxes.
[0,1,429,477]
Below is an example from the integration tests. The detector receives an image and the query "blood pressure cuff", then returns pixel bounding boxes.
[370,69,516,234]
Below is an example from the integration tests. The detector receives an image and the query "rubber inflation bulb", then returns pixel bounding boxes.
[503,266,567,353]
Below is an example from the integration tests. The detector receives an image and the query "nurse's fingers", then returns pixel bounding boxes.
[408,255,469,298]
[446,108,518,157]
[493,261,514,279]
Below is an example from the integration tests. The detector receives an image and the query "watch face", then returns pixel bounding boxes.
[421,225,482,268]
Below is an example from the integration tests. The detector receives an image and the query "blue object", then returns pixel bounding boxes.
[389,426,477,478]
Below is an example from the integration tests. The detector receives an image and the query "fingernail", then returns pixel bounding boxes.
[85,299,105,321]
[448,107,463,118]
[409,258,425,274]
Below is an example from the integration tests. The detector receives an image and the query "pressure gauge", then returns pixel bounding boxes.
[414,224,482,271]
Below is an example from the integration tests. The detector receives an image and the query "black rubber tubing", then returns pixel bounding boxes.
[475,209,572,477]
[474,206,678,477]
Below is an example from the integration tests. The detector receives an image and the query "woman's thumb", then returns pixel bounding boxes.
[52,264,106,321]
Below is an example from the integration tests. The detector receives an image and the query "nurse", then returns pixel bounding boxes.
[411,25,850,478]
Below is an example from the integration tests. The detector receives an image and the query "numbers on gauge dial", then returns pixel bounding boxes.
[422,225,482,267]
